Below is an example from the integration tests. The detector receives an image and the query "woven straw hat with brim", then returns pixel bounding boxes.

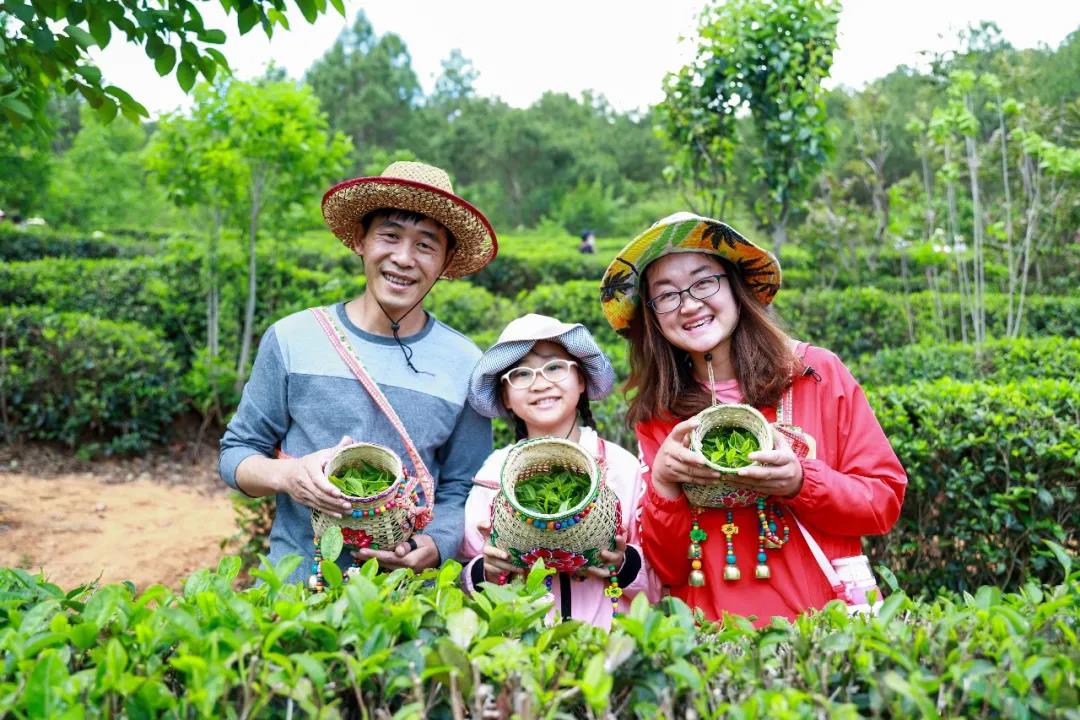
[321,161,498,279]
[599,212,782,336]
[469,313,616,420]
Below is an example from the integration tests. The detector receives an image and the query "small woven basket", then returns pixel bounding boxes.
[491,438,619,572]
[685,404,773,508]
[311,443,416,551]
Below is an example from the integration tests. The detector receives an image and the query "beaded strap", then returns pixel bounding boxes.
[310,307,436,526]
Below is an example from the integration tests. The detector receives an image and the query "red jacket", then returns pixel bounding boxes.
[637,345,907,626]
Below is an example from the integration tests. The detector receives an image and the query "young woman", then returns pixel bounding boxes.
[459,313,657,629]
[599,212,907,625]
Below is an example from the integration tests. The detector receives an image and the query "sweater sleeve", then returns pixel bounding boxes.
[781,354,907,537]
[636,420,694,588]
[424,403,493,564]
[219,326,289,490]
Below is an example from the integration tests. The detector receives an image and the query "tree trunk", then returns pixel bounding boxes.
[996,98,1016,336]
[963,94,985,346]
[235,175,265,395]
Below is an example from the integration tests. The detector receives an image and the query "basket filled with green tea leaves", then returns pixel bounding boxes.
[491,438,619,573]
[308,442,419,591]
[686,404,773,508]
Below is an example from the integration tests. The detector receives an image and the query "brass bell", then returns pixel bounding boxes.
[687,543,702,559]
[307,574,320,590]
[723,565,741,581]
[755,564,771,580]
[688,569,706,587]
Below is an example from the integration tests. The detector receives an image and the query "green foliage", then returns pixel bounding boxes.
[0,557,1076,717]
[328,463,393,497]
[44,106,172,229]
[853,336,1080,386]
[0,306,180,453]
[515,467,591,515]
[700,427,759,469]
[0,0,343,129]
[0,255,206,361]
[776,288,1080,360]
[425,280,514,350]
[870,378,1080,593]
[663,0,840,252]
[0,224,144,261]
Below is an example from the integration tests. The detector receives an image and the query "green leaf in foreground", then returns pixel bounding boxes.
[320,525,343,563]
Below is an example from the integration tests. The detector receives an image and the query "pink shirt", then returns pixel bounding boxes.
[460,427,660,629]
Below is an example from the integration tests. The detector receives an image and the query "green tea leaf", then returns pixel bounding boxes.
[320,526,344,563]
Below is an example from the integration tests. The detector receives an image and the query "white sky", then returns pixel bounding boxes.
[90,0,1080,118]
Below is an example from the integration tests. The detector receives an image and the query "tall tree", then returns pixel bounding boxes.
[661,0,840,258]
[0,0,344,130]
[305,11,422,168]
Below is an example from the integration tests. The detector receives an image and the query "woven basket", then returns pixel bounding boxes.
[491,438,619,572]
[311,443,416,551]
[685,404,773,508]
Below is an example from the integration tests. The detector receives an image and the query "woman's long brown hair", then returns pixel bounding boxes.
[624,256,799,426]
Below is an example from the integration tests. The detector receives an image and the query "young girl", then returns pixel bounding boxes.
[599,212,907,626]
[460,313,656,629]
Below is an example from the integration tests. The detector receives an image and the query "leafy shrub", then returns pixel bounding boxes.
[0,306,180,453]
[470,244,610,296]
[0,255,205,362]
[777,288,1080,361]
[0,225,146,261]
[0,556,1075,717]
[426,280,515,350]
[869,377,1080,593]
[853,336,1080,386]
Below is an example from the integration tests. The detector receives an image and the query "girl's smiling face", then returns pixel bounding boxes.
[500,341,584,438]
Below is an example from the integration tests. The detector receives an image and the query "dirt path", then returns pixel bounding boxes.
[0,443,239,591]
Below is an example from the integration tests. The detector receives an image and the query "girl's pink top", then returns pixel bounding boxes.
[460,427,660,629]
[638,344,907,627]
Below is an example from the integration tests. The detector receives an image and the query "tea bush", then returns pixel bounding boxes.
[0,306,180,453]
[869,377,1080,593]
[0,255,206,361]
[853,336,1080,386]
[0,224,145,261]
[0,555,1075,718]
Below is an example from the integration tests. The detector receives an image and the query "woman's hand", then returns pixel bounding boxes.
[650,418,723,499]
[733,427,804,498]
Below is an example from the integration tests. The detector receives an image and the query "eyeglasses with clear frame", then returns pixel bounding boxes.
[500,359,579,389]
[646,273,728,314]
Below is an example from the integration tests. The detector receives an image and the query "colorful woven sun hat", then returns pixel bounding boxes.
[322,161,498,279]
[599,211,781,335]
[468,313,616,419]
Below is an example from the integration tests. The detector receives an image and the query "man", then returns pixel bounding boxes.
[219,161,498,583]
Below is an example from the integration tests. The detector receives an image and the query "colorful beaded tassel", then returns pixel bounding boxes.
[753,497,791,579]
[688,510,708,587]
[721,511,741,581]
[605,564,623,615]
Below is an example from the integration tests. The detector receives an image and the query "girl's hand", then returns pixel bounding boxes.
[580,534,628,579]
[476,521,525,583]
[733,427,804,498]
[651,418,723,498]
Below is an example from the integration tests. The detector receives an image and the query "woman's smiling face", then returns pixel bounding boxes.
[644,252,740,357]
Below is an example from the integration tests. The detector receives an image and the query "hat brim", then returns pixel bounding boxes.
[599,216,781,335]
[468,325,616,419]
[321,176,498,279]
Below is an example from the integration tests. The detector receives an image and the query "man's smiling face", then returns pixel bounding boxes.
[356,211,453,316]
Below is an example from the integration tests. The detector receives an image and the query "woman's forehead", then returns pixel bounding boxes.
[519,340,573,363]
[647,252,723,287]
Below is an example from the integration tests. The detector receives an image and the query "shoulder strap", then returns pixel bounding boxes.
[792,514,848,601]
[310,307,436,520]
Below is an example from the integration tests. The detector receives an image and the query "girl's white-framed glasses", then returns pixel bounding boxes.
[500,359,578,389]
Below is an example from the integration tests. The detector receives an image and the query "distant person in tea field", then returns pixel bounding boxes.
[219,161,497,583]
[459,314,658,629]
[599,212,907,625]
[578,229,597,254]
